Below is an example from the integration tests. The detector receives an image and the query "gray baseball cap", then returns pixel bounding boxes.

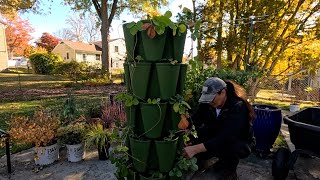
[198,77,227,103]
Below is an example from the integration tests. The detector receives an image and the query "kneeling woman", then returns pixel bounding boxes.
[183,77,256,178]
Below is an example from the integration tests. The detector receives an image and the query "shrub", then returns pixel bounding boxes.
[8,108,60,147]
[185,59,256,109]
[29,53,63,74]
[53,60,87,81]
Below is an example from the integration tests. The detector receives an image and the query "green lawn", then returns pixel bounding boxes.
[0,95,105,156]
[0,73,72,91]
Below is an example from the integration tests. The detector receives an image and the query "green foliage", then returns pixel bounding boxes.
[169,94,191,115]
[29,53,63,74]
[176,7,200,40]
[127,10,187,38]
[115,92,139,107]
[169,155,198,178]
[53,60,87,81]
[57,122,87,145]
[62,94,79,123]
[185,59,260,109]
[147,98,160,104]
[85,123,115,151]
[110,144,130,180]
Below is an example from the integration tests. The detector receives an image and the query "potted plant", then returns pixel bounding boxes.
[9,108,60,165]
[57,122,87,162]
[169,94,191,131]
[85,123,115,160]
[124,11,187,62]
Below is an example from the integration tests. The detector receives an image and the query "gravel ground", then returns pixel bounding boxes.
[0,147,294,180]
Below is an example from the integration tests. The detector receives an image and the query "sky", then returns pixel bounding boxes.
[20,0,202,56]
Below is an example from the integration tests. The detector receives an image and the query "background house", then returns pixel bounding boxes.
[0,21,8,71]
[92,38,126,69]
[52,38,126,69]
[52,40,102,66]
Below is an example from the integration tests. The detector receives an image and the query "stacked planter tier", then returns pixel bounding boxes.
[123,24,188,179]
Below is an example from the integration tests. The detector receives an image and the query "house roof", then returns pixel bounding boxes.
[60,40,101,52]
[91,38,124,49]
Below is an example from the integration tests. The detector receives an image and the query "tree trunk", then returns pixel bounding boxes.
[216,0,224,69]
[101,0,110,75]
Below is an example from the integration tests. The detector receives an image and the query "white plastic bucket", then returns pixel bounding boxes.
[290,104,300,112]
[34,143,59,165]
[66,143,85,162]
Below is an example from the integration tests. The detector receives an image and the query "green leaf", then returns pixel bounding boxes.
[136,21,143,30]
[181,101,191,109]
[132,98,139,105]
[126,22,135,28]
[179,106,186,114]
[164,11,172,18]
[169,171,174,176]
[152,99,157,104]
[178,24,187,33]
[147,98,152,104]
[177,170,183,177]
[129,28,138,35]
[173,103,180,112]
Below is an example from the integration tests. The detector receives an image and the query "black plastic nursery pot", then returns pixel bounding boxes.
[128,62,151,100]
[130,137,151,172]
[140,103,167,139]
[98,143,110,160]
[155,138,179,172]
[156,63,181,101]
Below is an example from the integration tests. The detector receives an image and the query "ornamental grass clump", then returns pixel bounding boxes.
[9,108,60,148]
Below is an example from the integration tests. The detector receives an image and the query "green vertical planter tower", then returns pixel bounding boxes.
[156,63,180,101]
[121,15,189,179]
[128,62,151,100]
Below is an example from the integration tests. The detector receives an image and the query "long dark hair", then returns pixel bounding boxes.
[225,80,255,125]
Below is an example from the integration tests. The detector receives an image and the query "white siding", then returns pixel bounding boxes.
[110,39,126,69]
[0,23,8,71]
[75,53,101,66]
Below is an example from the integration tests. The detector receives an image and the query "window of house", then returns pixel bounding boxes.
[66,52,69,59]
[83,54,87,61]
[96,54,100,61]
[115,46,119,53]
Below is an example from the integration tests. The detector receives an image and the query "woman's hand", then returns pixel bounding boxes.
[182,143,207,159]
[183,146,197,159]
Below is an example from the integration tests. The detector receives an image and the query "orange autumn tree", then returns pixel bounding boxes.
[35,32,60,52]
[5,16,34,58]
